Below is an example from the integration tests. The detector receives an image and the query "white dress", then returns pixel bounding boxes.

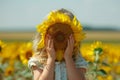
[28,53,88,80]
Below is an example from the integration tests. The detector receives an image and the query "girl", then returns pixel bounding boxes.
[28,8,88,80]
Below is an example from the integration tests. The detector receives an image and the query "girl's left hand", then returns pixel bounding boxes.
[64,34,74,60]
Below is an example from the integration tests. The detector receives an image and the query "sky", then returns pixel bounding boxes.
[0,0,120,31]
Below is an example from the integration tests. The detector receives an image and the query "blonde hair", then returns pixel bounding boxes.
[32,8,81,65]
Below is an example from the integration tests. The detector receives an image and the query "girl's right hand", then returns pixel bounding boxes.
[45,34,56,61]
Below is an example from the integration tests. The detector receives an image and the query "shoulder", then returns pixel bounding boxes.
[75,53,88,69]
[28,56,44,70]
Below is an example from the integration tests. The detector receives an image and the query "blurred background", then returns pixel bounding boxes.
[0,0,120,42]
[0,0,120,80]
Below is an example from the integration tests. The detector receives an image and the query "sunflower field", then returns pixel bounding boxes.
[0,37,120,80]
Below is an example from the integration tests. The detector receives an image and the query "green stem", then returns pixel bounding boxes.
[94,52,99,80]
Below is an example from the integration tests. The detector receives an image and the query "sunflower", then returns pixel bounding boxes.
[37,11,85,61]
[0,40,6,53]
[4,66,14,77]
[81,41,106,62]
[19,42,33,64]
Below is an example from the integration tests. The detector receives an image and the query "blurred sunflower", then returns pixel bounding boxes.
[0,40,6,53]
[37,11,85,61]
[113,65,120,74]
[107,45,120,64]
[4,66,14,77]
[81,41,105,62]
[90,41,109,63]
[90,41,103,54]
[0,42,19,64]
[80,44,95,62]
[19,42,33,65]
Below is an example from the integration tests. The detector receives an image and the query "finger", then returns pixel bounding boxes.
[45,34,48,46]
[50,39,54,48]
[70,34,74,46]
[69,35,74,50]
[48,35,52,48]
[48,39,51,48]
[67,39,70,49]
[47,35,51,48]
[69,35,73,45]
[71,35,74,46]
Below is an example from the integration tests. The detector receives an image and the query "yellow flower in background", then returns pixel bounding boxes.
[19,42,33,65]
[113,65,120,74]
[0,40,6,63]
[80,44,95,62]
[81,41,105,62]
[91,41,110,62]
[37,11,85,61]
[0,42,20,64]
[0,40,119,79]
[90,41,103,52]
[0,40,6,53]
[81,42,120,80]
[107,45,120,64]
[4,66,14,77]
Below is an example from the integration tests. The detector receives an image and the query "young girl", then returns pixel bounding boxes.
[28,8,88,80]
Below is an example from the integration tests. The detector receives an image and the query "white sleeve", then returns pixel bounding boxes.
[75,53,88,69]
[28,57,44,69]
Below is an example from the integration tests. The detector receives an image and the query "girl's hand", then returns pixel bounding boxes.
[45,34,56,61]
[64,34,74,60]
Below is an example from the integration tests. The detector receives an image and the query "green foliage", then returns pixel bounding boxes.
[97,69,107,76]
[94,47,103,55]
[0,60,32,80]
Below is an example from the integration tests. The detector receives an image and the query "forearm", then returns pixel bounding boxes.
[39,58,55,80]
[65,58,85,80]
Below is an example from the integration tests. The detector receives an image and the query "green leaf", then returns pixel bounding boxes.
[94,48,103,55]
[102,62,110,66]
[0,64,4,73]
[0,68,3,73]
[88,61,93,65]
[97,69,107,76]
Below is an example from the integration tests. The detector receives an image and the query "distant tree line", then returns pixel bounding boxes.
[82,25,118,31]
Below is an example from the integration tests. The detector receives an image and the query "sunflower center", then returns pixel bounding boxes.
[47,23,73,50]
[25,50,33,60]
[55,32,65,42]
